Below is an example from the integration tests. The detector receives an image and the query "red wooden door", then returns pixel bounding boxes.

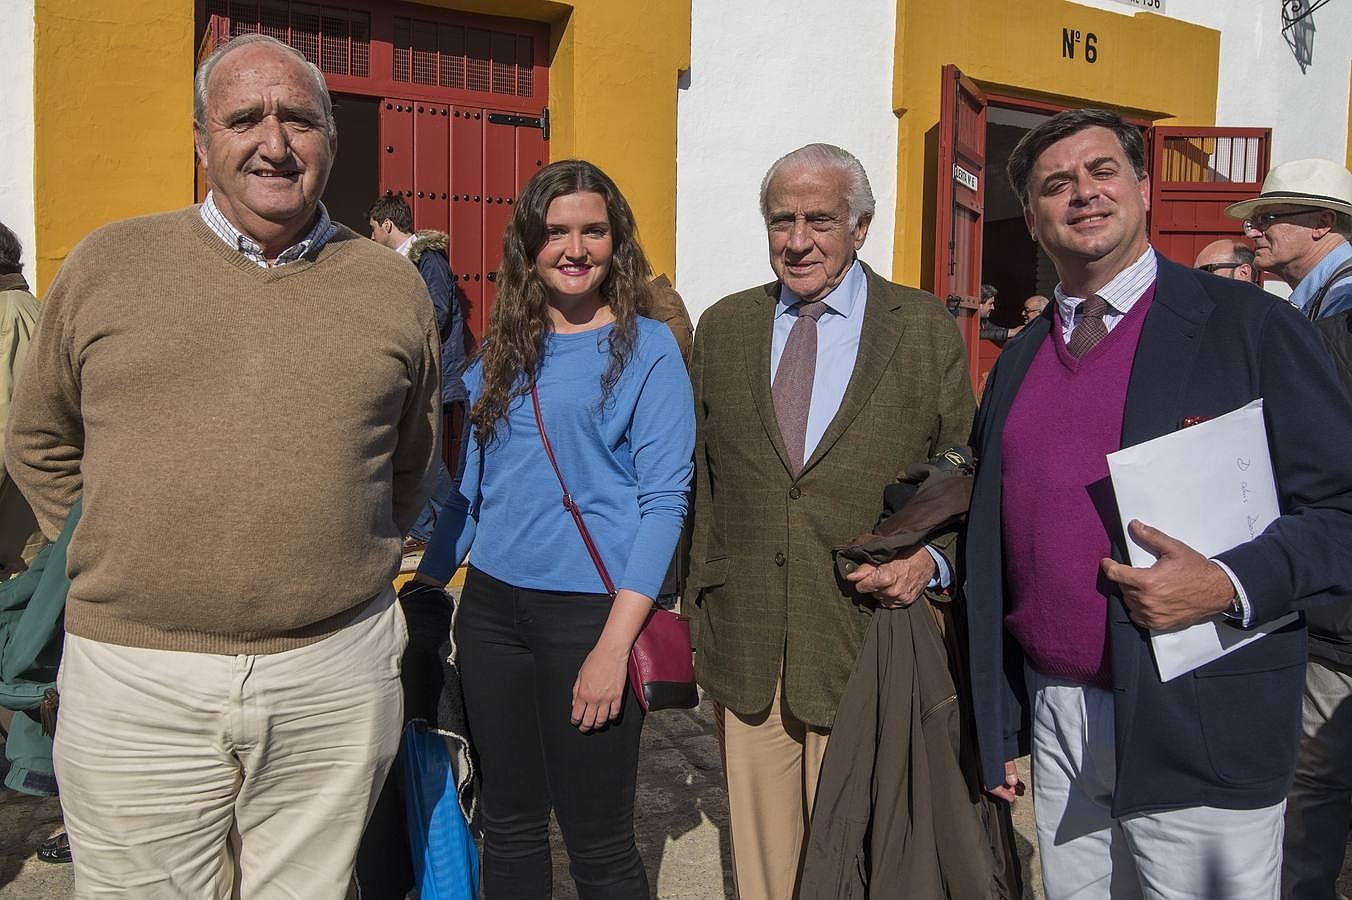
[450,107,486,343]
[412,102,450,235]
[1147,127,1271,268]
[934,64,992,392]
[381,98,545,347]
[478,110,548,339]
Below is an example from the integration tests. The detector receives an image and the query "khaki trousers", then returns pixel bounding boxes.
[1031,671,1283,899]
[720,678,830,900]
[54,589,407,899]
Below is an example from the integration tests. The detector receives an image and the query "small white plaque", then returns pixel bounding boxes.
[952,163,979,192]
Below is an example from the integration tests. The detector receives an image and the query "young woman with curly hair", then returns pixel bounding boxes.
[415,159,694,898]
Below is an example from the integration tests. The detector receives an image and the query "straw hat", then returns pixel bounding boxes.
[1224,158,1352,221]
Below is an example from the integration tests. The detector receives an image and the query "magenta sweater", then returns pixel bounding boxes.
[1000,286,1155,686]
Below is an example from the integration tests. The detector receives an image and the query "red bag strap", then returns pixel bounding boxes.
[530,382,618,599]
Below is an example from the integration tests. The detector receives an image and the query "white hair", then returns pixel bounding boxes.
[759,143,875,229]
[193,33,336,141]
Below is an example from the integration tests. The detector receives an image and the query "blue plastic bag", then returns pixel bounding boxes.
[399,722,479,900]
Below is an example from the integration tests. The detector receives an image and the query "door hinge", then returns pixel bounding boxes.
[487,107,549,140]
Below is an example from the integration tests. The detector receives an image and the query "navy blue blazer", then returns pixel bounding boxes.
[963,254,1352,816]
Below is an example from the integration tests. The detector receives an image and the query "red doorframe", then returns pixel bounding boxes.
[936,75,1272,393]
[981,91,1152,130]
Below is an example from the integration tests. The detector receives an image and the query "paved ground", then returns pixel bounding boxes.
[5,699,1352,898]
[551,699,1035,899]
[0,789,66,898]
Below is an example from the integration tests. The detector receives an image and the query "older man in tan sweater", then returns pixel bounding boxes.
[5,35,439,896]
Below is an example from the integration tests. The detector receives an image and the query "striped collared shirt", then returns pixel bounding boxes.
[1053,246,1158,344]
[199,192,337,267]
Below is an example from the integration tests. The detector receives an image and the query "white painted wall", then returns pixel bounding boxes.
[0,0,36,283]
[1070,0,1352,165]
[675,0,899,322]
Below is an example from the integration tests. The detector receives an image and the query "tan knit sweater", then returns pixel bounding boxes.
[5,207,441,654]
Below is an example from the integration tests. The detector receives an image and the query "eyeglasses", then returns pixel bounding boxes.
[1242,209,1314,232]
[1196,262,1241,274]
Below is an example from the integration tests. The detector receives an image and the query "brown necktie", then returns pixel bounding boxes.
[772,300,829,473]
[1069,296,1110,358]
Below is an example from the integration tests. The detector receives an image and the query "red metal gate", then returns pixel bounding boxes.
[1147,126,1271,268]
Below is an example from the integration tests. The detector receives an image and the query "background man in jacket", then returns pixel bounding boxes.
[1225,159,1352,898]
[965,108,1352,898]
[0,222,43,579]
[687,143,973,899]
[368,194,467,560]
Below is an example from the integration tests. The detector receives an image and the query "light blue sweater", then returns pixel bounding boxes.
[421,317,694,599]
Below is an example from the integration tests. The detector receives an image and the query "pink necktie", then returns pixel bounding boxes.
[772,301,829,472]
[1069,296,1110,358]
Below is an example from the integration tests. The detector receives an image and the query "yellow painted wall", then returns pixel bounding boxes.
[1346,63,1351,172]
[891,0,1219,289]
[544,1,690,280]
[33,0,195,291]
[31,0,689,292]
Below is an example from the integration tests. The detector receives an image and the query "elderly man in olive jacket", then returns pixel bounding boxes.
[687,143,974,900]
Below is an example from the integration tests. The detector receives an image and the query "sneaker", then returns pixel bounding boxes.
[37,832,71,864]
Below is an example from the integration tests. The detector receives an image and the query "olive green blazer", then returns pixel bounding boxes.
[686,263,975,728]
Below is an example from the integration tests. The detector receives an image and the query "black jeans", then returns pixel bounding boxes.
[458,566,648,899]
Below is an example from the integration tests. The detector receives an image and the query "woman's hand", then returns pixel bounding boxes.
[572,644,629,732]
[570,588,653,732]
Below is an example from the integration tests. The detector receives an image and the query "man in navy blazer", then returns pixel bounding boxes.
[964,108,1352,898]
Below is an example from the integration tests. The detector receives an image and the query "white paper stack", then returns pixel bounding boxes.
[1105,399,1296,682]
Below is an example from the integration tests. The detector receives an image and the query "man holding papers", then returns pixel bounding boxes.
[963,108,1352,899]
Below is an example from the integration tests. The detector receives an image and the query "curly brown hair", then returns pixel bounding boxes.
[471,160,653,446]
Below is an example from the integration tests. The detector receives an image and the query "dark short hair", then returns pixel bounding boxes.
[1007,108,1147,208]
[980,283,998,301]
[0,221,22,277]
[366,195,414,233]
[1232,243,1256,270]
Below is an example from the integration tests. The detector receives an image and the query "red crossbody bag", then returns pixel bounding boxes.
[529,383,698,713]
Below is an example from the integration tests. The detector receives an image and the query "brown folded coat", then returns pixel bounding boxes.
[797,600,1022,899]
[833,457,973,578]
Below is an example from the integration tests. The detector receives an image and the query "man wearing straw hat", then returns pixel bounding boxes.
[1227,159,1352,899]
[1226,158,1352,321]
